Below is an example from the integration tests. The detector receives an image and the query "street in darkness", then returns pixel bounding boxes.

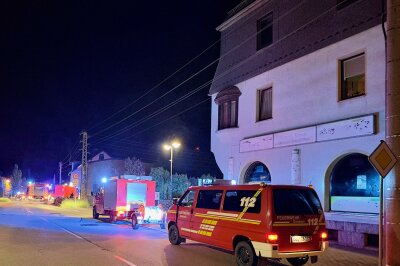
[0,201,377,266]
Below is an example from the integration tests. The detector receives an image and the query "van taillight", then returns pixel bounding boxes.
[321,232,328,240]
[266,233,278,242]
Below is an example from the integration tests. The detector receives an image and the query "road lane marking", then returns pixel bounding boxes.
[39,216,84,240]
[114,255,138,266]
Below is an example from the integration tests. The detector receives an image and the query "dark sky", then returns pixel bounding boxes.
[0,0,241,180]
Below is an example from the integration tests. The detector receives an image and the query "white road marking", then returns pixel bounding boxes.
[39,216,84,240]
[114,255,138,266]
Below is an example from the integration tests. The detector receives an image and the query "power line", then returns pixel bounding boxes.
[89,1,313,144]
[88,1,308,139]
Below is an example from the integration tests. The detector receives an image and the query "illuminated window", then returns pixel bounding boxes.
[257,12,273,50]
[339,53,365,100]
[244,162,271,183]
[257,87,272,121]
[215,86,241,130]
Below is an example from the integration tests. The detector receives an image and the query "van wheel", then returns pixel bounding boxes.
[92,207,99,219]
[131,214,139,230]
[168,224,181,245]
[235,241,258,266]
[287,256,309,266]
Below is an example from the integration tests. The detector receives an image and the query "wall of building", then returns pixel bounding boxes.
[211,25,385,211]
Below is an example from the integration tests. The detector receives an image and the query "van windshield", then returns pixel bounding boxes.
[273,188,322,215]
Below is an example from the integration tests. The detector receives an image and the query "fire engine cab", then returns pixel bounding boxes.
[93,179,165,229]
[167,183,328,266]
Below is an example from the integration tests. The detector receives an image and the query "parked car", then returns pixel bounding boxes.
[167,183,328,266]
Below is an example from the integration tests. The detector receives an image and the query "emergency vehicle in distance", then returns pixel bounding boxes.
[167,182,328,266]
[27,183,49,200]
[93,178,165,229]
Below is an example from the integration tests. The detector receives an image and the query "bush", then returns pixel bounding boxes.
[60,199,90,208]
[0,198,11,203]
[53,197,64,206]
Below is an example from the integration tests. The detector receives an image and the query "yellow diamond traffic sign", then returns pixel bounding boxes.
[369,140,398,178]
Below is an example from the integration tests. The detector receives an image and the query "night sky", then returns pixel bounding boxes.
[0,1,241,180]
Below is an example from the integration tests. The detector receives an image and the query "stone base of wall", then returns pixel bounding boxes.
[326,214,378,249]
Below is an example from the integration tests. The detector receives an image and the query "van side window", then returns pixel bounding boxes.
[179,190,196,207]
[196,190,223,210]
[223,190,262,213]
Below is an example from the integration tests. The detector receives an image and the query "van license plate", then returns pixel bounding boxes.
[291,235,312,243]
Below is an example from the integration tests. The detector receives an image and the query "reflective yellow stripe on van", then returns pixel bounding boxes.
[237,188,263,220]
[195,212,261,225]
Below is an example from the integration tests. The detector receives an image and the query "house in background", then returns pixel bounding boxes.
[210,0,384,248]
[71,151,153,196]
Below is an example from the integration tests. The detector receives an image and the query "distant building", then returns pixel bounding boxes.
[210,0,384,248]
[71,151,152,195]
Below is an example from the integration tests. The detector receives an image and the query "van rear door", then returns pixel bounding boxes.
[272,188,325,253]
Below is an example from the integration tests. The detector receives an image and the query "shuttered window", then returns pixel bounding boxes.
[258,87,272,121]
[339,53,365,100]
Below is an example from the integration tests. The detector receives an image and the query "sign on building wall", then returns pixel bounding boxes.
[239,114,376,153]
[240,134,273,153]
[274,127,316,147]
[317,114,375,142]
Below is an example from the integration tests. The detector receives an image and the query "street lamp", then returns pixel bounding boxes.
[163,140,181,203]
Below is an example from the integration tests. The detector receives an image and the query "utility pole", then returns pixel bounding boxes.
[385,0,400,265]
[80,131,88,200]
[59,161,62,185]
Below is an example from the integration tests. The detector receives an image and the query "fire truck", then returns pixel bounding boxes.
[93,179,165,229]
[54,185,77,198]
[27,183,49,200]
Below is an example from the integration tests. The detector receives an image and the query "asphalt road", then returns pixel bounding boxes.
[0,201,378,266]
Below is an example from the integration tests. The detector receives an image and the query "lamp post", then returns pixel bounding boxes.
[163,141,181,204]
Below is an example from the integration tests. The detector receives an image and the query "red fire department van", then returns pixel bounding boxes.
[167,183,328,266]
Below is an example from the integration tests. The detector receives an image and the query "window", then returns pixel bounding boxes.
[179,190,196,207]
[99,153,105,160]
[339,53,365,100]
[273,189,322,215]
[215,86,241,130]
[218,100,238,129]
[336,0,358,10]
[244,162,271,183]
[223,190,262,213]
[196,190,223,210]
[257,87,272,121]
[257,12,273,50]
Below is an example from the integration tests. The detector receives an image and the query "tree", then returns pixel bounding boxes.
[11,164,22,195]
[124,157,145,176]
[150,167,170,200]
[172,174,190,198]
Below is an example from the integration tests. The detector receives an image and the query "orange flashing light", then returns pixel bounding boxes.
[267,233,278,242]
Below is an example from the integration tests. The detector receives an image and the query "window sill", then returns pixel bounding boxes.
[338,94,366,103]
[256,117,273,123]
[216,126,239,133]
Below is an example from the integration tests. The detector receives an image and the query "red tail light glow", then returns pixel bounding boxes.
[321,232,328,239]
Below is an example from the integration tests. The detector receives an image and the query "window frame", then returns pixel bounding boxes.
[257,87,273,121]
[339,53,366,101]
[336,0,358,10]
[196,190,223,210]
[257,12,273,50]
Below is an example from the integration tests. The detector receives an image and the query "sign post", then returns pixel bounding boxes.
[369,140,398,266]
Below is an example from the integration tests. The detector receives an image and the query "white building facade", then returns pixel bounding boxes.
[210,0,385,248]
